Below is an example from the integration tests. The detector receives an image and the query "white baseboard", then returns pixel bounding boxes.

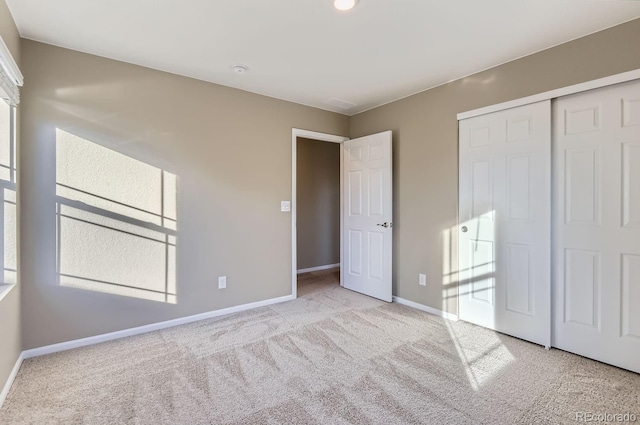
[393,296,458,321]
[22,294,295,359]
[2,295,294,409]
[0,352,23,410]
[297,263,340,274]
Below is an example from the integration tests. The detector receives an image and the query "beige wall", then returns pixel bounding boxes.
[0,1,18,67]
[20,40,349,349]
[0,0,20,394]
[13,17,640,351]
[296,138,340,270]
[350,18,640,316]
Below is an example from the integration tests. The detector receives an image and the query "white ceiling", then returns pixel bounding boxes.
[6,0,640,115]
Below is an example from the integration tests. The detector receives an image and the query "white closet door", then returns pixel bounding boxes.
[459,101,551,347]
[553,80,640,373]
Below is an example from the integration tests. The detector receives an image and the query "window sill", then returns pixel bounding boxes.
[0,283,16,303]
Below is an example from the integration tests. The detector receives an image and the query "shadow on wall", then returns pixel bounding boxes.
[55,129,178,303]
[0,100,17,286]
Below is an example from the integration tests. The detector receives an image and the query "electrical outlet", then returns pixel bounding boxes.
[419,273,426,286]
[218,276,227,289]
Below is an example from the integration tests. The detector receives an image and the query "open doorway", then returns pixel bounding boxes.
[291,129,348,299]
[291,129,393,302]
[296,136,341,296]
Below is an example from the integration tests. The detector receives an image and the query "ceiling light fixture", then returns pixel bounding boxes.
[334,0,358,11]
[232,64,248,75]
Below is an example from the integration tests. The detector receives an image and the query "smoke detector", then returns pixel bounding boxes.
[232,65,248,75]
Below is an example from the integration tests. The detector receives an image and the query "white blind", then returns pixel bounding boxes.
[0,36,22,106]
[0,66,19,106]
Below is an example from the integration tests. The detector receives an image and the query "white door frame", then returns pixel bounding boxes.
[291,129,349,298]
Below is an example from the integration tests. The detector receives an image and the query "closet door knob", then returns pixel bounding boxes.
[461,226,468,233]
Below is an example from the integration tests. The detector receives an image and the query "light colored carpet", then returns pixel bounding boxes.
[1,268,639,424]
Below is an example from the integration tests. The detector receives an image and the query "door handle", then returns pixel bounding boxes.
[461,226,468,233]
[377,222,392,228]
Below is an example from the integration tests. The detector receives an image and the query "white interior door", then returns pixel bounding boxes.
[553,80,640,373]
[459,101,551,347]
[343,131,392,302]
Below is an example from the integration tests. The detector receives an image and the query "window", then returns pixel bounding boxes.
[0,37,22,301]
[0,99,16,298]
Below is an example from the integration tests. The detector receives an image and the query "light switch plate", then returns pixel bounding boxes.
[281,201,291,212]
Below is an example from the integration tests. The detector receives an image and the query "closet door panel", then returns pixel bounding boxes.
[553,79,640,373]
[459,101,551,347]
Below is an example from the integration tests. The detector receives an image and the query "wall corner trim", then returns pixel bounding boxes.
[21,294,295,360]
[0,352,24,410]
[393,296,459,321]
